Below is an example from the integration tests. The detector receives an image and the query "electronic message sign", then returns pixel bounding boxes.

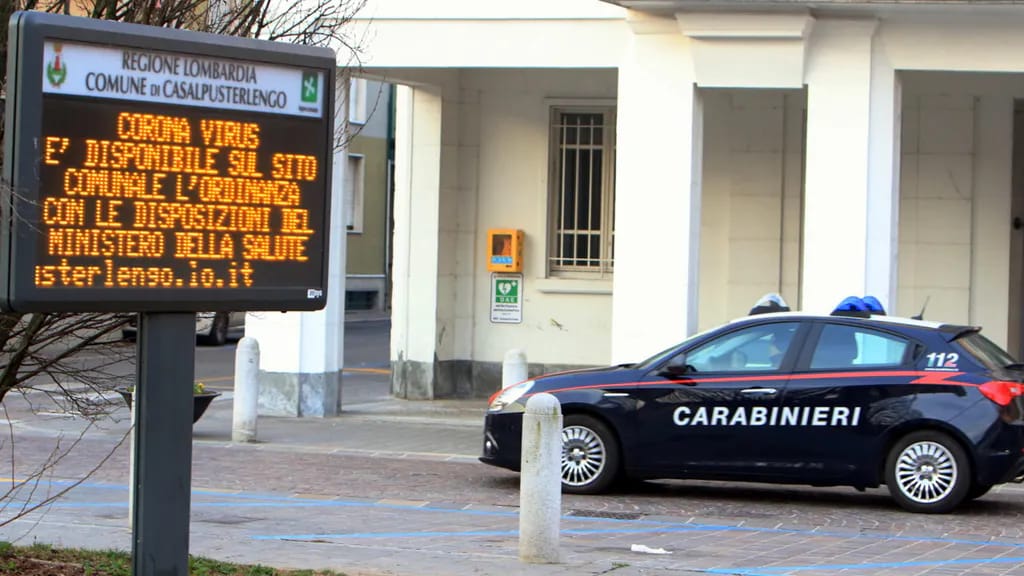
[2,12,335,312]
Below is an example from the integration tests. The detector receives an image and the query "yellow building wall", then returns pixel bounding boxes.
[346,134,389,276]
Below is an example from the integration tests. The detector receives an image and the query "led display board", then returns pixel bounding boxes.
[2,12,335,312]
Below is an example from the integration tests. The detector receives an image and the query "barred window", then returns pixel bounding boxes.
[548,107,615,276]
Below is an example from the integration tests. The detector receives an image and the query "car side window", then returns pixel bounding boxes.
[682,322,801,372]
[810,324,909,370]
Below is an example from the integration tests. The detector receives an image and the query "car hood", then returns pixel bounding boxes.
[532,364,646,391]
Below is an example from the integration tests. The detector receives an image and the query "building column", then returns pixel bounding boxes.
[245,93,348,417]
[611,17,703,363]
[802,20,900,313]
[972,94,1012,346]
[390,84,444,399]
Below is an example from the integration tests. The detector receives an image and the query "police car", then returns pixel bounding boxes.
[480,296,1024,513]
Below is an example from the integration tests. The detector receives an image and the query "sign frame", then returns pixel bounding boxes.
[2,11,336,312]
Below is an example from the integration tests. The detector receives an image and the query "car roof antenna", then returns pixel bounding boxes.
[912,296,930,321]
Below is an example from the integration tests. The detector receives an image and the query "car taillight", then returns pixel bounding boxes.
[979,381,1024,406]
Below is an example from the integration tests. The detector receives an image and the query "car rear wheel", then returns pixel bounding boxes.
[885,430,970,513]
[561,415,620,494]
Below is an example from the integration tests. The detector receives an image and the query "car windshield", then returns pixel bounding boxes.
[954,331,1016,371]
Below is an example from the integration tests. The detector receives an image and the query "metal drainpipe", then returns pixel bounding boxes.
[384,83,396,310]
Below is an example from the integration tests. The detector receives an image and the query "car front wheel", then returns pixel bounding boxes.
[885,430,970,513]
[561,414,620,494]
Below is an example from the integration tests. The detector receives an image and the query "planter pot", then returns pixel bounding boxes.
[116,389,222,424]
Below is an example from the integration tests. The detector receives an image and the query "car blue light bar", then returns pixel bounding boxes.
[749,293,790,315]
[832,295,886,317]
[861,296,887,315]
[834,296,868,312]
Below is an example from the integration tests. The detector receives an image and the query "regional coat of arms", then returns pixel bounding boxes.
[46,43,67,88]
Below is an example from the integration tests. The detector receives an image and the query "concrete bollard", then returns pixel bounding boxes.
[519,392,562,564]
[232,337,260,443]
[503,348,528,389]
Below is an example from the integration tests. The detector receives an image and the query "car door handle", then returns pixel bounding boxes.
[741,388,777,395]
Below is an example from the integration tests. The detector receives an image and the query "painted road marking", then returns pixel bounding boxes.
[13,477,1024,574]
[198,367,390,385]
[342,367,390,374]
[706,557,1024,575]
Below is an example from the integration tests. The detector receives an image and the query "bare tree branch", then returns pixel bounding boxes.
[0,0,366,527]
[0,424,132,531]
[1,0,365,407]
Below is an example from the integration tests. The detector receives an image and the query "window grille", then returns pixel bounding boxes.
[548,107,615,276]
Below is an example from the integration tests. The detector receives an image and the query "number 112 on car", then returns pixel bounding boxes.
[925,352,959,369]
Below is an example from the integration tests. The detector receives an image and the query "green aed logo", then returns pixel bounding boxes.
[301,72,319,103]
[494,279,519,304]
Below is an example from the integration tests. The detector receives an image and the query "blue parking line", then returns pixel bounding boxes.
[254,529,520,540]
[19,489,1000,550]
[1,478,127,491]
[246,520,1024,551]
[20,476,1024,575]
[252,525,745,541]
[707,556,1024,575]
[27,484,1024,546]
[13,481,1024,541]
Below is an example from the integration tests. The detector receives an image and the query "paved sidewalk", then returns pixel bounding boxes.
[194,389,487,462]
[343,309,393,323]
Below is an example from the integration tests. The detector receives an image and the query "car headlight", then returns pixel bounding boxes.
[488,379,535,412]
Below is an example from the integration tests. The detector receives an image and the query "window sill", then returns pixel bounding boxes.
[534,278,612,295]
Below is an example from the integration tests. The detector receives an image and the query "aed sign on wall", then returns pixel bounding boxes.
[2,12,336,312]
[490,273,523,324]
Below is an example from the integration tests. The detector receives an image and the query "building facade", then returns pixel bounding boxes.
[352,0,1024,399]
[344,78,393,312]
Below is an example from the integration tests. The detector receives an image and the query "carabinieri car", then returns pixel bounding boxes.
[480,297,1024,513]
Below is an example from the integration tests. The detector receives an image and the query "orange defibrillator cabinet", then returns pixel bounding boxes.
[486,229,523,273]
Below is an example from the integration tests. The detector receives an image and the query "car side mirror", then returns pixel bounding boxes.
[659,356,692,378]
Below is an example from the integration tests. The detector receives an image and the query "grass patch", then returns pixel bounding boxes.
[0,542,344,576]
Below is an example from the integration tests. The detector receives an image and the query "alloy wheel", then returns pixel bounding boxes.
[894,440,958,504]
[561,425,606,487]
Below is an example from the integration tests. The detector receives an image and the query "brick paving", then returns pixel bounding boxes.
[3,385,1024,575]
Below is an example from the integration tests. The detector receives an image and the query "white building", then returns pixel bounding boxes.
[350,0,1024,399]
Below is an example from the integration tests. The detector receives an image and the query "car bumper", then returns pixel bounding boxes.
[121,313,219,338]
[479,411,523,472]
[976,422,1024,486]
[195,312,218,333]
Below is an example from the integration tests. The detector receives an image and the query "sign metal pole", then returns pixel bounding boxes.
[131,312,195,576]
